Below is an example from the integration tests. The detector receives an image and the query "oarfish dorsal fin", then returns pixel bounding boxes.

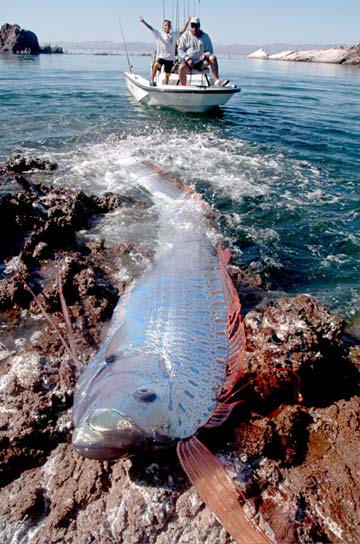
[141,160,209,208]
[202,400,245,429]
[177,436,272,544]
[217,244,246,401]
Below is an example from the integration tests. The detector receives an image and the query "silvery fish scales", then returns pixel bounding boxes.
[72,165,237,460]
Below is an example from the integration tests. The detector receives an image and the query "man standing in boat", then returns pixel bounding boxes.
[140,16,190,86]
[178,17,228,87]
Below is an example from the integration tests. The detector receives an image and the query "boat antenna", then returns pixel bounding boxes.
[118,15,132,72]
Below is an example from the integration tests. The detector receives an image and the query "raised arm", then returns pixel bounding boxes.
[139,16,153,32]
[180,16,191,35]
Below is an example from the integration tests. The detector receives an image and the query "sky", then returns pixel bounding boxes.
[1,1,359,45]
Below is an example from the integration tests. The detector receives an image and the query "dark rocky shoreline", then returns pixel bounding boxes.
[0,155,359,543]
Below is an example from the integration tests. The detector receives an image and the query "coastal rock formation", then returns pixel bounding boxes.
[0,155,359,543]
[3,153,58,173]
[248,48,269,60]
[0,23,63,54]
[248,43,360,65]
[40,44,64,54]
[0,23,41,54]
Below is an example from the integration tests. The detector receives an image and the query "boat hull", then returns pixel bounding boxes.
[125,72,240,113]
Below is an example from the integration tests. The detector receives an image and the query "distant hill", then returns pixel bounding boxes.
[58,40,348,55]
[57,40,153,52]
[215,42,348,55]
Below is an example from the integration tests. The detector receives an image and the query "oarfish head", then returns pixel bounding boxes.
[72,352,175,460]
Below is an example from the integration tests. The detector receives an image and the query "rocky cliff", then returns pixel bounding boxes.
[0,23,63,54]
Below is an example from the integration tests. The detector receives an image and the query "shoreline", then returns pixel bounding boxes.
[248,43,360,65]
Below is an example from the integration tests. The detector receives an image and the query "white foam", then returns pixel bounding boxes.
[40,130,344,291]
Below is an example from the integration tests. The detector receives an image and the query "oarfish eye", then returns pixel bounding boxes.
[133,389,157,403]
[105,354,117,364]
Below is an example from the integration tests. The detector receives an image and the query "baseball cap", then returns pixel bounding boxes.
[190,17,200,25]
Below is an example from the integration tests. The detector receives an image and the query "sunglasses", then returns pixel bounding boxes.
[190,23,200,27]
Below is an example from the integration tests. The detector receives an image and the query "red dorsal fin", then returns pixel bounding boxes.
[203,400,245,428]
[217,244,246,400]
[142,160,209,208]
[222,246,232,264]
[177,436,272,544]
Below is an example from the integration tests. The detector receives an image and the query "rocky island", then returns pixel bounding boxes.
[0,155,359,543]
[0,23,63,54]
[248,43,360,65]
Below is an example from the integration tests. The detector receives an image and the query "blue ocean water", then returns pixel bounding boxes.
[1,53,359,330]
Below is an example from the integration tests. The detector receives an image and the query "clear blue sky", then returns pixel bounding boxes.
[1,1,359,45]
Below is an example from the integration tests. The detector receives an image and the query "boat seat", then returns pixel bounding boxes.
[156,64,211,86]
[168,62,210,75]
[188,67,210,75]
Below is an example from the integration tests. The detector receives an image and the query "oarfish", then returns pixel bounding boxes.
[72,162,271,544]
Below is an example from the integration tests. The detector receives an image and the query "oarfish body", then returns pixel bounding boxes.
[72,163,242,460]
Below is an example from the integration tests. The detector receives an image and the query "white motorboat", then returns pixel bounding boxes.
[125,69,240,113]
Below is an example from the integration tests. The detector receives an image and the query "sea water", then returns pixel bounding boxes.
[0,53,359,332]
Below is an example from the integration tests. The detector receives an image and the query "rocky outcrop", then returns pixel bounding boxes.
[0,154,359,543]
[247,48,269,60]
[343,43,360,64]
[0,23,41,54]
[248,43,360,65]
[40,44,64,54]
[0,23,63,54]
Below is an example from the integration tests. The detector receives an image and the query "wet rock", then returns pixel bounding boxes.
[3,154,58,173]
[243,295,353,408]
[0,172,139,311]
[257,397,360,544]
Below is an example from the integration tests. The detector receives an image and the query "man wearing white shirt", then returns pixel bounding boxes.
[140,16,190,85]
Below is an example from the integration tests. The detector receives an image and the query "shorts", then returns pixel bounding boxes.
[180,59,205,71]
[154,58,174,74]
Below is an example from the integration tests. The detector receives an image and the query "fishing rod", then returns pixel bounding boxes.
[118,15,133,73]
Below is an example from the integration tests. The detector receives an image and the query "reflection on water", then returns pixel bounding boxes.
[0,52,40,66]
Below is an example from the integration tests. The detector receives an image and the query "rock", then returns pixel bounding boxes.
[343,43,360,65]
[4,154,58,173]
[247,48,269,59]
[0,23,63,55]
[257,397,360,543]
[0,23,41,54]
[248,43,360,65]
[40,44,64,54]
[242,294,355,408]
